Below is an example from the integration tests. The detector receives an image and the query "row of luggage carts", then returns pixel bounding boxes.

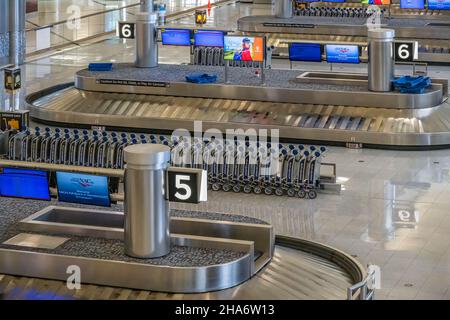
[1,127,327,199]
[193,47,263,68]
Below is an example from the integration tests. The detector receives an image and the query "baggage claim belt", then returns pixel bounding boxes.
[262,23,315,28]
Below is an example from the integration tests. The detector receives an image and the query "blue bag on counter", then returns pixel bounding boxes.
[88,63,113,72]
[186,73,217,84]
[392,76,431,94]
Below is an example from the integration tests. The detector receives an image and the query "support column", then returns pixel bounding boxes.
[0,1,9,61]
[9,0,26,66]
[140,0,154,13]
[275,0,293,19]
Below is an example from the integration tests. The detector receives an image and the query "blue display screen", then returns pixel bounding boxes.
[56,172,110,207]
[326,44,360,64]
[161,29,192,46]
[194,30,224,47]
[0,168,50,201]
[289,43,322,62]
[428,0,450,10]
[400,0,425,9]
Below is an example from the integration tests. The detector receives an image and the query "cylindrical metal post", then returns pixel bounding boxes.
[0,1,9,61]
[368,29,395,92]
[135,12,158,68]
[140,0,154,13]
[124,144,171,259]
[9,0,26,66]
[275,0,293,19]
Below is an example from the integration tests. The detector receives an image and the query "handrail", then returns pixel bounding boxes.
[25,2,141,32]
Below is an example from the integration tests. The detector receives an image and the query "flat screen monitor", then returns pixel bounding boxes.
[194,30,224,47]
[326,44,360,64]
[362,0,391,4]
[56,172,111,207]
[289,43,322,62]
[0,168,50,201]
[161,29,192,46]
[428,0,450,10]
[224,36,264,62]
[400,0,425,9]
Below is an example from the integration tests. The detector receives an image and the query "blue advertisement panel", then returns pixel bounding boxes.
[428,0,450,10]
[289,43,322,62]
[326,44,360,64]
[400,0,425,9]
[0,168,50,201]
[161,29,191,46]
[194,30,224,47]
[56,172,110,207]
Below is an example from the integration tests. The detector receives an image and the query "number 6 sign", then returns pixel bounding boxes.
[117,22,135,39]
[167,167,208,204]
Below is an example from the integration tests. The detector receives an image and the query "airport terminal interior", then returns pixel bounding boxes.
[0,0,450,301]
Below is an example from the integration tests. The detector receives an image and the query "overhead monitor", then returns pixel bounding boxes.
[400,0,425,9]
[194,30,225,47]
[56,172,111,207]
[326,44,360,64]
[0,168,51,201]
[428,0,450,10]
[224,36,264,62]
[161,28,192,46]
[289,43,322,62]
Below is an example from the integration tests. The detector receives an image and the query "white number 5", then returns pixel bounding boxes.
[175,175,192,201]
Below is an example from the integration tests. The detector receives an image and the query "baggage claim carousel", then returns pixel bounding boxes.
[27,63,449,149]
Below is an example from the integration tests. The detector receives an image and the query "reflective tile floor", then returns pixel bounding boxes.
[1,1,450,300]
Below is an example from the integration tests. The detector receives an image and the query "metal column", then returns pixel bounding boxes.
[275,0,293,19]
[0,1,9,61]
[140,0,154,13]
[9,0,26,66]
[124,144,171,259]
[368,29,395,92]
[135,12,159,68]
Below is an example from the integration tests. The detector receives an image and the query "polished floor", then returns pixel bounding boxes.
[1,1,450,300]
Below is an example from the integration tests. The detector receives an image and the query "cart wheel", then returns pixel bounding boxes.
[298,190,306,199]
[243,185,252,194]
[222,184,231,192]
[287,188,296,197]
[212,183,221,192]
[308,190,318,200]
[264,188,273,196]
[233,184,241,193]
[275,188,284,196]
[254,186,262,194]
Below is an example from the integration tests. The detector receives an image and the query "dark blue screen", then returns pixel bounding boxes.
[57,172,110,207]
[194,30,224,47]
[289,43,322,62]
[161,29,191,46]
[0,168,50,201]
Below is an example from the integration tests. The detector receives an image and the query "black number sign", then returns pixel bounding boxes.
[394,42,417,63]
[167,168,207,204]
[118,22,135,39]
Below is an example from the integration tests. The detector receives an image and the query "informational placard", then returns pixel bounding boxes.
[166,167,207,204]
[289,43,322,62]
[4,68,21,92]
[394,41,418,63]
[117,22,136,39]
[161,29,192,46]
[224,36,264,62]
[428,0,450,10]
[0,168,50,201]
[400,0,425,9]
[325,45,360,64]
[0,110,29,131]
[56,172,111,207]
[193,30,225,48]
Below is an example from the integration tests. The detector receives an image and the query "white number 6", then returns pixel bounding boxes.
[175,175,192,201]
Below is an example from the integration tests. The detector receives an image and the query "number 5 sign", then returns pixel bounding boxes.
[167,167,208,204]
[117,21,135,39]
